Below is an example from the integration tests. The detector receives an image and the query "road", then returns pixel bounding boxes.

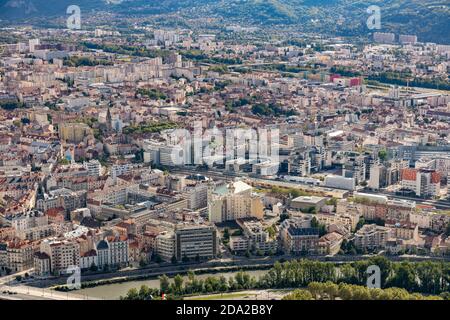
[0,284,97,300]
[0,269,98,300]
[362,190,450,210]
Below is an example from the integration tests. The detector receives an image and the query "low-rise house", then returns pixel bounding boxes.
[317,232,343,255]
[354,224,392,251]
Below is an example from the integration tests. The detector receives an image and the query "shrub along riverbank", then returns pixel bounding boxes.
[282,282,443,300]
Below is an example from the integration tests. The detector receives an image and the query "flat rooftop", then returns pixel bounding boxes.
[291,196,326,204]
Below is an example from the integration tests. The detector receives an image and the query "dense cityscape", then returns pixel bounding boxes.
[0,0,449,304]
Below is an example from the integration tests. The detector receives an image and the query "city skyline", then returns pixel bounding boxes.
[0,0,449,308]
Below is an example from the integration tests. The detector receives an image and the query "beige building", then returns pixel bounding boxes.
[40,238,80,275]
[290,196,327,212]
[354,224,392,250]
[59,123,93,143]
[316,212,359,232]
[156,231,175,262]
[234,220,278,253]
[317,232,344,255]
[7,241,36,272]
[208,181,264,223]
[96,236,129,268]
[34,252,51,277]
[387,222,420,241]
[279,218,320,255]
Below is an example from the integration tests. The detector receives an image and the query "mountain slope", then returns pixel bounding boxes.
[0,0,449,44]
[0,0,98,18]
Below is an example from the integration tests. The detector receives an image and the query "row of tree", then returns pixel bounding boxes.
[258,257,450,294]
[121,257,450,300]
[123,122,177,135]
[282,282,443,300]
[368,73,450,91]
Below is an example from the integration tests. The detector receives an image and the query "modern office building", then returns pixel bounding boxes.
[175,224,217,261]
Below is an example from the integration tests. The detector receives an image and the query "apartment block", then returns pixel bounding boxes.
[175,224,217,261]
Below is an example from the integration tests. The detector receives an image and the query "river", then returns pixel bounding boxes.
[75,270,268,300]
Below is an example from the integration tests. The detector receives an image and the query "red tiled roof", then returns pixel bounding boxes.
[431,172,441,184]
[82,249,98,257]
[402,168,417,181]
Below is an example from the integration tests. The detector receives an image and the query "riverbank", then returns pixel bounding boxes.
[54,264,272,293]
[184,289,290,300]
[74,269,270,300]
[23,254,450,293]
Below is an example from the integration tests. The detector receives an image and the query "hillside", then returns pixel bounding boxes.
[0,0,449,44]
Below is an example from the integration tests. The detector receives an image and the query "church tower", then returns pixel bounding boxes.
[106,106,113,133]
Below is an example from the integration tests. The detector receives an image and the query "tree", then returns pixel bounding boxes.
[266,225,276,239]
[139,259,147,268]
[323,281,339,300]
[384,287,410,300]
[445,224,450,237]
[311,217,320,228]
[368,256,391,288]
[231,229,243,236]
[279,213,290,222]
[59,158,70,165]
[123,288,139,300]
[223,228,230,240]
[308,282,322,299]
[134,149,144,163]
[159,274,170,294]
[218,276,228,292]
[369,288,385,300]
[339,263,357,284]
[338,283,354,300]
[356,217,366,231]
[90,262,98,272]
[378,150,388,161]
[235,271,252,289]
[171,255,178,264]
[440,292,450,300]
[227,276,236,290]
[282,289,314,300]
[185,271,199,294]
[388,262,416,291]
[173,274,184,295]
[138,285,152,300]
[154,254,162,263]
[351,285,371,300]
[311,217,327,236]
[326,197,338,207]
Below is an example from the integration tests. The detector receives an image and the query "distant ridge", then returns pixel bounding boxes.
[0,0,449,44]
